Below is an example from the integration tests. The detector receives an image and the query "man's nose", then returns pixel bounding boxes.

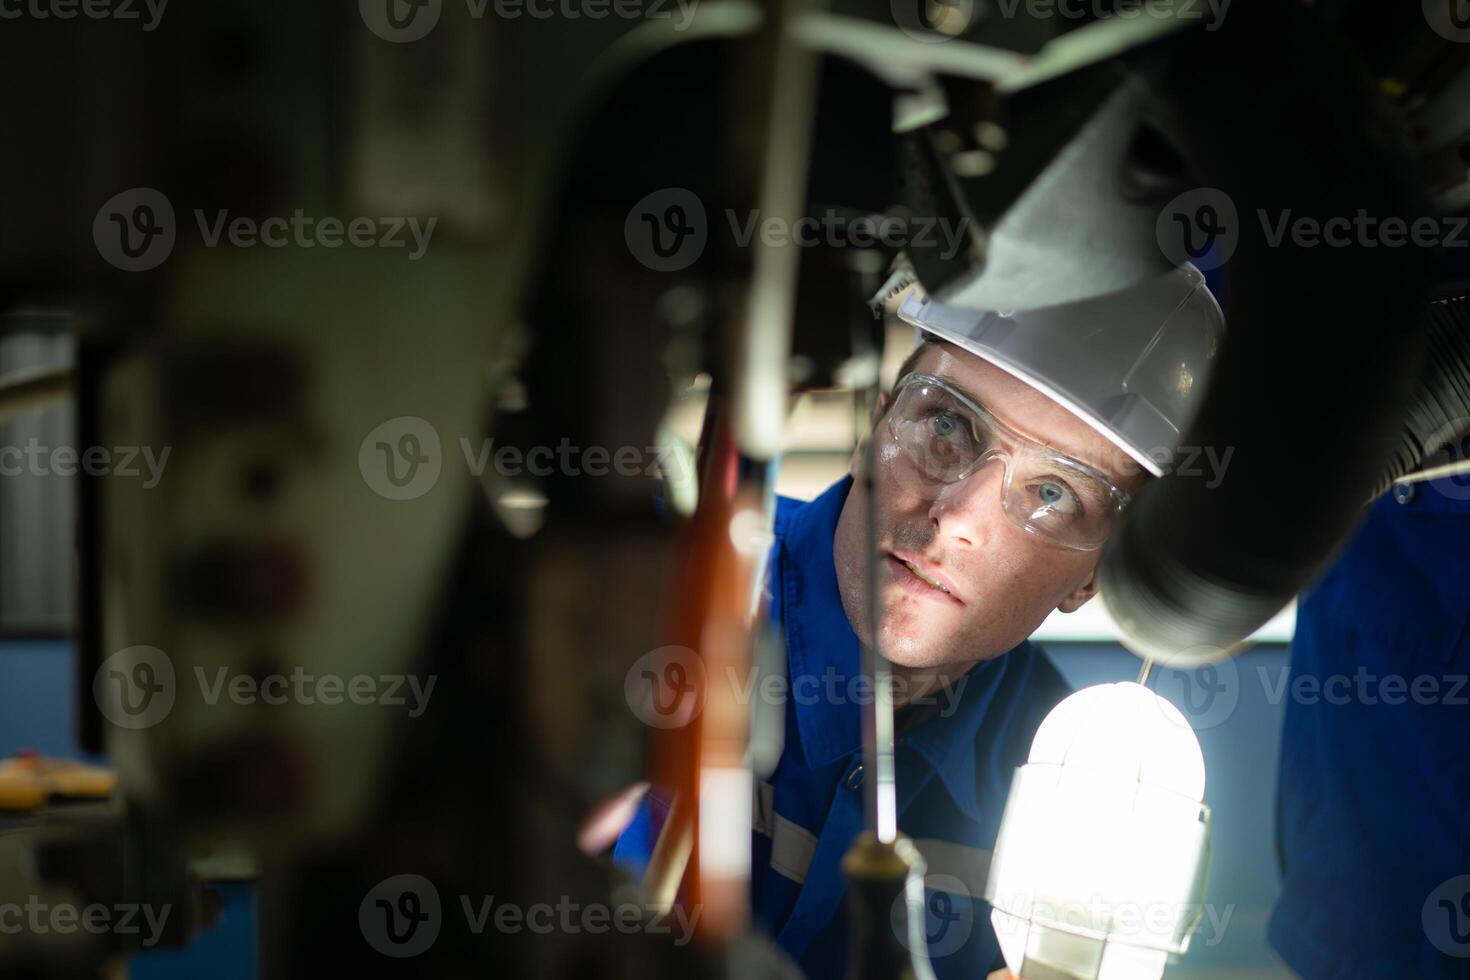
[927,455,1005,548]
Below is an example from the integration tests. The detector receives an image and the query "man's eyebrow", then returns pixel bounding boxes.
[931,373,1058,449]
[933,373,1132,484]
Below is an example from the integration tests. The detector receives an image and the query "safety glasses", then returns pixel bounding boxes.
[885,373,1131,551]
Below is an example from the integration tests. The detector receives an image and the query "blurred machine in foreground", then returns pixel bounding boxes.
[0,0,1467,977]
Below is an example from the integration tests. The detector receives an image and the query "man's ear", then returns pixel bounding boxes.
[849,391,892,475]
[1057,571,1099,613]
[871,390,890,426]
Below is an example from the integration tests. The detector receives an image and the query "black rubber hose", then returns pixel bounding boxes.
[1374,294,1470,498]
[1098,4,1433,665]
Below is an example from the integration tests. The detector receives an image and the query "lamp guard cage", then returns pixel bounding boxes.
[982,762,1214,979]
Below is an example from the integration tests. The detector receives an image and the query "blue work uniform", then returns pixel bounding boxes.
[615,476,1071,979]
[1269,481,1470,979]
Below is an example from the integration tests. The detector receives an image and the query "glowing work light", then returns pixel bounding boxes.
[984,682,1211,980]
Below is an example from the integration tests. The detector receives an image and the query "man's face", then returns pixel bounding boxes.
[832,341,1147,670]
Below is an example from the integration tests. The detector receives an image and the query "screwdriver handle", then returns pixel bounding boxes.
[842,832,938,980]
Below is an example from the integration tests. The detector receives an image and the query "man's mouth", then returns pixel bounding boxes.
[886,553,961,602]
[901,558,950,593]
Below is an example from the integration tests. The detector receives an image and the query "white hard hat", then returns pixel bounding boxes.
[893,263,1225,477]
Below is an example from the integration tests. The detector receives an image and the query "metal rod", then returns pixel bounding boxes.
[0,365,72,423]
[1135,657,1154,687]
[729,0,821,462]
[858,372,897,844]
[1393,455,1470,485]
[642,790,692,913]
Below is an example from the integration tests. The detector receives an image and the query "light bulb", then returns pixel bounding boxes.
[985,682,1211,980]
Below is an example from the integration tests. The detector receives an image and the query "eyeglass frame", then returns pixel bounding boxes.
[882,372,1134,551]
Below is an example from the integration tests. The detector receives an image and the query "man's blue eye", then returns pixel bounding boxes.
[929,412,960,438]
[1032,480,1083,516]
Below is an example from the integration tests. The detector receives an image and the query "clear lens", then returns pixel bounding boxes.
[887,375,1124,550]
[888,380,989,483]
[1004,452,1117,548]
